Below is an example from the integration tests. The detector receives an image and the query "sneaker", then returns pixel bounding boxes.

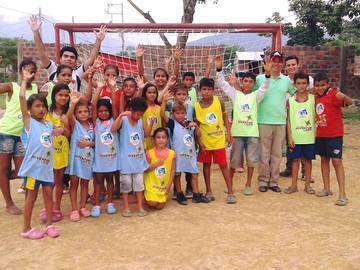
[279,169,292,177]
[17,185,25,194]
[192,193,211,203]
[244,187,253,196]
[171,191,177,200]
[176,191,188,205]
[226,194,237,204]
[185,189,193,199]
[205,192,215,201]
[316,189,333,197]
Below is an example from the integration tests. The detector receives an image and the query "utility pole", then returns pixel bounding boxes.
[106,3,125,53]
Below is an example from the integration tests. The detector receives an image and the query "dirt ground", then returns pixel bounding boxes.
[0,122,359,270]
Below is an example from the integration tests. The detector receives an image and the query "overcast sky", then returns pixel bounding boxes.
[1,0,296,25]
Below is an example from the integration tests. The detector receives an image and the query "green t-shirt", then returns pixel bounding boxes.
[255,74,295,125]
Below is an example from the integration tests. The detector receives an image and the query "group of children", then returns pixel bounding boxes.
[0,27,354,239]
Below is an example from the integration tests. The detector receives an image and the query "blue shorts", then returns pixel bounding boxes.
[23,176,54,191]
[230,137,259,168]
[0,133,25,156]
[287,144,315,160]
[315,137,343,158]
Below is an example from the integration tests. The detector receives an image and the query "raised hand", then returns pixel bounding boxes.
[69,90,82,104]
[97,77,105,89]
[28,15,41,33]
[214,55,222,70]
[172,47,183,60]
[95,25,107,42]
[263,57,273,75]
[136,44,146,58]
[135,75,147,91]
[92,56,103,71]
[21,67,35,82]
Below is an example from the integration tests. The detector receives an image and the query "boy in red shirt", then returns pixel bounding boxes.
[314,71,353,206]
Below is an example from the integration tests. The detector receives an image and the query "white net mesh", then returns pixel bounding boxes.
[58,24,277,116]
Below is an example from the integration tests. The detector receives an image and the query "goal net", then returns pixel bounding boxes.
[54,23,282,115]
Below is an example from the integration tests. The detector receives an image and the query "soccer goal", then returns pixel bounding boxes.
[54,22,282,114]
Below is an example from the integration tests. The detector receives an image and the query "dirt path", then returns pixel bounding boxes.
[1,122,359,270]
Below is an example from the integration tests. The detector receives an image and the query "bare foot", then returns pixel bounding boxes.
[6,204,23,215]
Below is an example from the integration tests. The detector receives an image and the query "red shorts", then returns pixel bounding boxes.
[197,148,227,166]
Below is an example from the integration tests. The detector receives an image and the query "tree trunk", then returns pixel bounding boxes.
[176,0,197,48]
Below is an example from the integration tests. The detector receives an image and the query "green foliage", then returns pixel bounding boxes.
[0,37,21,82]
[117,45,136,59]
[285,0,360,47]
[343,106,360,122]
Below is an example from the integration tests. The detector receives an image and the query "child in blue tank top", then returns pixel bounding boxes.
[111,97,150,217]
[67,91,95,221]
[18,68,59,239]
[91,81,119,217]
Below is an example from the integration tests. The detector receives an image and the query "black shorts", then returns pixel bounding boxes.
[315,137,343,158]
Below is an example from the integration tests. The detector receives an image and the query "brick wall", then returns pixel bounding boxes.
[282,46,359,97]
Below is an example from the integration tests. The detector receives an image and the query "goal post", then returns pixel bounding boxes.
[53,22,282,114]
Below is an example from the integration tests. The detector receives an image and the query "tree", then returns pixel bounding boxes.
[0,38,20,82]
[285,0,360,47]
[127,0,217,48]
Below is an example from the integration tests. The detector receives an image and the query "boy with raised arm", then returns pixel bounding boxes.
[215,55,272,195]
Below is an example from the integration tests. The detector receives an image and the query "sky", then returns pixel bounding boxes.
[0,0,296,25]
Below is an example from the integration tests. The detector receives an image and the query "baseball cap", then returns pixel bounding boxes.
[270,51,283,61]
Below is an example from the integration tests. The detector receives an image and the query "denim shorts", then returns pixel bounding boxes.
[120,173,144,193]
[230,137,259,168]
[0,133,25,156]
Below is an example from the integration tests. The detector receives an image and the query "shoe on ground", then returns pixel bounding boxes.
[44,225,60,238]
[269,186,281,193]
[258,186,268,192]
[226,194,237,204]
[21,228,44,240]
[112,190,121,200]
[106,203,117,214]
[171,192,177,200]
[185,189,193,199]
[244,187,253,195]
[79,207,91,217]
[91,206,101,217]
[52,210,63,222]
[176,191,188,205]
[279,169,292,177]
[192,193,211,203]
[17,185,25,194]
[205,191,215,201]
[69,210,80,222]
[335,197,348,206]
[316,189,333,197]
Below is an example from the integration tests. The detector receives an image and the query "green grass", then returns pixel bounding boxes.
[343,106,360,122]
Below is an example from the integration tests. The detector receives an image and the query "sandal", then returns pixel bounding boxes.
[91,206,101,217]
[79,207,91,217]
[316,189,333,197]
[304,186,315,195]
[121,209,132,218]
[21,228,44,240]
[69,210,80,222]
[138,209,147,217]
[284,186,298,194]
[335,197,349,206]
[52,210,63,222]
[44,225,60,238]
[106,203,117,214]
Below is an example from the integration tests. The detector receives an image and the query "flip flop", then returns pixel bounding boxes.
[335,197,349,206]
[304,186,315,195]
[21,228,44,240]
[121,209,132,218]
[284,186,298,194]
[137,209,147,217]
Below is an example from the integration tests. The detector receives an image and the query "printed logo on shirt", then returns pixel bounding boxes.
[40,132,52,148]
[81,135,91,142]
[129,132,141,146]
[155,166,166,178]
[183,134,193,147]
[206,112,217,124]
[100,131,114,145]
[240,103,251,113]
[147,116,158,126]
[316,103,325,115]
[298,108,309,118]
